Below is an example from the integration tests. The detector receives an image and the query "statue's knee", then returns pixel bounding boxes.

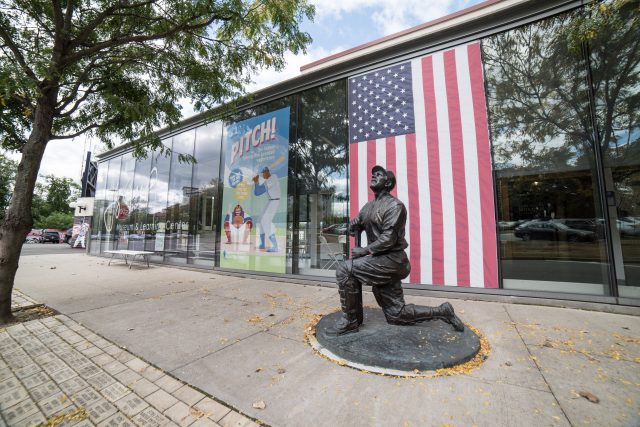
[336,261,350,281]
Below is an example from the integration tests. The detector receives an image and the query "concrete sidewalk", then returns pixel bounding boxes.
[5,252,640,426]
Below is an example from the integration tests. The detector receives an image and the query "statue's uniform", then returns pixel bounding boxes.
[336,192,414,324]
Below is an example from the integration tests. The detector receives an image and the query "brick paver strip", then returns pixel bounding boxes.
[22,371,49,389]
[132,406,173,427]
[51,366,78,384]
[102,360,128,376]
[37,391,73,417]
[15,410,46,426]
[192,398,231,423]
[125,358,148,373]
[173,385,205,408]
[1,397,40,425]
[98,412,136,427]
[59,376,90,395]
[155,375,183,393]
[114,368,142,387]
[71,387,103,407]
[86,399,118,424]
[100,382,131,403]
[146,389,179,413]
[86,371,116,390]
[93,353,116,367]
[1,301,260,427]
[218,411,260,427]
[113,392,148,417]
[31,380,61,401]
[190,417,222,427]
[0,386,29,409]
[139,366,164,382]
[164,401,199,427]
[0,376,20,394]
[129,377,158,398]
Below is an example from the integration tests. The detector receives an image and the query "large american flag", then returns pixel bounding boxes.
[348,42,498,288]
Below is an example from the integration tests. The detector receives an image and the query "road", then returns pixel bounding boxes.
[20,242,82,256]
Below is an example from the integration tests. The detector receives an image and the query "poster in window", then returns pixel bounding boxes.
[220,107,290,273]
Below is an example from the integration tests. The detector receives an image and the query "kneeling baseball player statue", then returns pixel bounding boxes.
[331,165,465,336]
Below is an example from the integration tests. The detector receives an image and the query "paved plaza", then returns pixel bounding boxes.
[1,292,257,427]
[1,250,639,426]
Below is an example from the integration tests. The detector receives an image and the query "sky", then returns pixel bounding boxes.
[5,0,483,184]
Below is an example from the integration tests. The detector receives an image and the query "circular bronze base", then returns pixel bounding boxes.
[314,308,481,373]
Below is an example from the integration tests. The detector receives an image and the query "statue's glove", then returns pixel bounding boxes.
[348,218,361,236]
[351,247,369,259]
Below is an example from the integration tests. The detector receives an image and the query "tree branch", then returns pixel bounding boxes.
[50,122,102,140]
[70,0,156,48]
[56,84,99,118]
[63,11,222,66]
[0,25,39,83]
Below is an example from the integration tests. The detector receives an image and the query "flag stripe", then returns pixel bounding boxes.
[468,43,498,288]
[357,140,368,247]
[386,136,398,198]
[349,143,359,251]
[433,52,458,287]
[406,133,421,283]
[444,50,470,287]
[411,58,432,285]
[422,55,445,285]
[366,140,377,202]
[456,45,484,288]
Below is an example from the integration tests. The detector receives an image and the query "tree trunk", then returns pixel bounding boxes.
[0,92,56,323]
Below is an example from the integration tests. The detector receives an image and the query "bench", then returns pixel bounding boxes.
[104,250,155,269]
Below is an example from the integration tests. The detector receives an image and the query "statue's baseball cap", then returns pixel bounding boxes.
[371,165,396,191]
[261,166,270,173]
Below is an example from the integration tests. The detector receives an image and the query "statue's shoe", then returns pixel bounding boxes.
[326,315,360,336]
[439,302,465,332]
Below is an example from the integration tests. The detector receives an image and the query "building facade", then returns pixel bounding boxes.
[92,0,640,306]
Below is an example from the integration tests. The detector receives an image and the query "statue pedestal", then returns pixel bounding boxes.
[312,308,481,375]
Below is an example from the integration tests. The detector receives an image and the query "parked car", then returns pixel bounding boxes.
[41,230,61,244]
[64,228,73,244]
[25,235,42,244]
[514,220,596,242]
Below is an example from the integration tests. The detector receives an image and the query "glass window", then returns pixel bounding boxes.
[101,157,121,252]
[145,140,171,261]
[591,2,640,299]
[483,11,611,295]
[90,161,108,254]
[189,122,223,267]
[116,153,136,250]
[129,155,152,252]
[294,81,349,277]
[164,131,195,263]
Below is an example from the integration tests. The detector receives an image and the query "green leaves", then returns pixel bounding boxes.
[0,0,314,153]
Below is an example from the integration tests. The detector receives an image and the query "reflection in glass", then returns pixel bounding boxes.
[101,157,122,252]
[483,11,610,295]
[145,141,171,261]
[129,156,152,252]
[91,161,108,254]
[116,153,136,250]
[293,81,349,277]
[165,131,195,263]
[189,122,222,266]
[591,2,640,298]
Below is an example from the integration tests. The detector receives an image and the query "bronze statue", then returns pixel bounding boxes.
[330,165,465,336]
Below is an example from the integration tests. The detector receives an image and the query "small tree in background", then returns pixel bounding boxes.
[0,0,314,322]
[0,152,17,223]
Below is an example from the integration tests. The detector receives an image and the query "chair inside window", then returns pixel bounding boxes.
[319,234,345,269]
